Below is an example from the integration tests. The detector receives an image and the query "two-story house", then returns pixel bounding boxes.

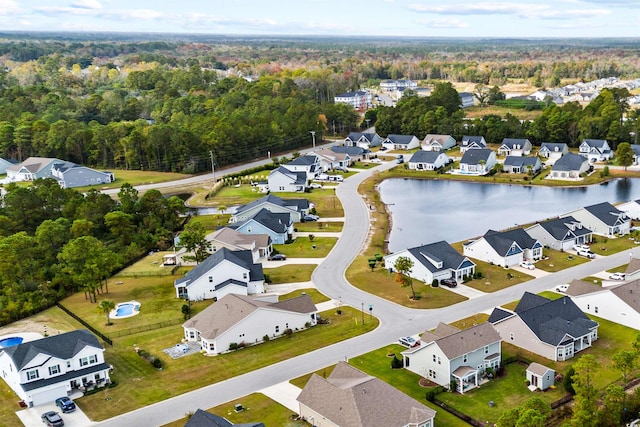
[497,138,532,157]
[525,216,592,251]
[228,209,293,244]
[463,228,543,267]
[459,136,486,153]
[562,201,630,237]
[579,139,612,162]
[231,194,311,224]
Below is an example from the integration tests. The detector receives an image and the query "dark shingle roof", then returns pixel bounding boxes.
[539,142,568,152]
[235,195,308,215]
[535,216,591,241]
[582,139,608,148]
[488,307,514,323]
[460,148,493,165]
[462,136,485,145]
[272,166,307,185]
[503,156,539,168]
[501,138,530,148]
[552,153,587,171]
[583,202,627,226]
[177,247,264,286]
[384,134,416,145]
[331,146,367,156]
[230,209,291,235]
[482,228,538,255]
[287,155,318,166]
[408,151,442,163]
[406,241,472,273]
[185,409,265,427]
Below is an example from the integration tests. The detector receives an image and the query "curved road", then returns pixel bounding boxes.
[96,162,632,426]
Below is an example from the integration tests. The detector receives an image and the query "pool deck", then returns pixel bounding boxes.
[109,300,141,320]
[0,332,43,344]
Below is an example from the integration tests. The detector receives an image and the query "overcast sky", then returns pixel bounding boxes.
[1,0,638,38]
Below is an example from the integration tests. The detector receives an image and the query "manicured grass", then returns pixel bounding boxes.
[581,276,603,285]
[161,393,305,427]
[463,261,535,293]
[607,263,629,273]
[264,264,317,284]
[273,237,337,258]
[448,313,490,330]
[278,288,330,304]
[534,249,590,272]
[114,252,190,277]
[346,255,468,308]
[187,214,231,231]
[295,221,343,232]
[589,235,640,256]
[289,365,336,389]
[76,170,191,191]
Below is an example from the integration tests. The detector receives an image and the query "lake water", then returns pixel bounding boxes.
[379,178,640,253]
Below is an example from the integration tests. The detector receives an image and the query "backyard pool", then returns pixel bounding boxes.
[112,301,141,319]
[0,336,23,348]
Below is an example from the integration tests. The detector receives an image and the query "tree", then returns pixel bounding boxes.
[97,299,116,325]
[488,85,506,105]
[217,205,227,225]
[616,142,634,171]
[570,354,599,427]
[473,83,490,106]
[394,256,416,300]
[179,222,209,264]
[612,349,637,384]
[598,384,625,427]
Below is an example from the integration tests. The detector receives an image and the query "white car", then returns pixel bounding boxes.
[609,272,626,281]
[577,249,596,259]
[519,261,535,270]
[309,183,322,189]
[370,158,382,163]
[555,284,569,293]
[398,336,420,348]
[573,244,590,252]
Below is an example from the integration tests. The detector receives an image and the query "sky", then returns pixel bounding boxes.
[0,0,638,38]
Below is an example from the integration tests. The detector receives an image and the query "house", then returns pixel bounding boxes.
[617,199,640,220]
[205,227,272,262]
[630,144,640,165]
[381,134,420,151]
[407,151,451,171]
[422,134,456,152]
[564,279,640,331]
[228,209,293,244]
[459,149,497,176]
[497,138,532,157]
[6,157,62,182]
[526,363,555,391]
[459,92,475,108]
[183,293,317,355]
[548,153,589,180]
[525,216,592,251]
[538,142,569,160]
[579,139,612,162]
[463,228,543,267]
[297,361,436,427]
[330,145,369,161]
[379,79,418,92]
[267,166,307,193]
[0,330,111,407]
[344,132,383,149]
[313,150,351,172]
[231,194,311,224]
[488,292,599,361]
[502,156,542,174]
[402,323,501,394]
[283,155,320,181]
[50,162,114,188]
[459,136,487,153]
[0,157,15,174]
[384,240,476,285]
[562,201,630,237]
[334,90,372,109]
[184,409,265,427]
[174,248,265,300]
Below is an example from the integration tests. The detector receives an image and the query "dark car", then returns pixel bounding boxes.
[268,254,287,261]
[303,214,319,221]
[441,278,458,288]
[55,396,76,413]
[41,411,64,427]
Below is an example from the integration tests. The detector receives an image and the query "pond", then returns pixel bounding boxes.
[378,178,640,253]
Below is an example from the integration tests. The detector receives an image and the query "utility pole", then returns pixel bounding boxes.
[310,131,316,149]
[209,151,216,182]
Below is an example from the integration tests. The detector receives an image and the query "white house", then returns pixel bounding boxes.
[174,248,265,300]
[313,150,351,172]
[463,228,543,267]
[538,142,569,161]
[0,330,111,407]
[630,144,640,165]
[344,132,383,149]
[381,134,420,151]
[384,240,476,285]
[562,201,630,237]
[402,322,501,394]
[497,138,532,157]
[565,279,640,331]
[407,151,450,171]
[525,216,592,251]
[267,166,307,193]
[422,134,456,152]
[502,156,542,174]
[579,139,612,162]
[205,227,272,262]
[617,199,640,220]
[548,153,589,180]
[334,90,372,109]
[379,79,418,92]
[283,155,320,181]
[183,293,317,355]
[459,136,486,153]
[459,149,497,176]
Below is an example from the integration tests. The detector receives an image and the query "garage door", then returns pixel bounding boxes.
[30,384,68,406]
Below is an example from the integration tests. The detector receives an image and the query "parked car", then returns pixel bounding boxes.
[55,396,76,413]
[519,261,535,270]
[577,249,596,259]
[327,175,344,182]
[379,146,387,151]
[440,278,458,288]
[268,254,287,261]
[371,158,382,163]
[396,154,404,164]
[555,284,569,293]
[609,272,626,281]
[399,336,420,348]
[573,244,590,252]
[309,183,322,189]
[303,214,320,221]
[41,411,64,427]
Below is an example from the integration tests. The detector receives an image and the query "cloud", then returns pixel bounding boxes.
[407,2,611,20]
[0,0,22,15]
[71,0,102,10]
[416,18,468,29]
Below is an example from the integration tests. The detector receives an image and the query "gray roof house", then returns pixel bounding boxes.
[50,161,114,188]
[384,240,476,285]
[548,153,589,180]
[408,150,451,171]
[579,139,612,162]
[538,142,569,160]
[503,156,542,174]
[459,91,475,108]
[205,227,272,261]
[344,132,383,149]
[228,208,293,244]
[0,157,15,174]
[562,201,631,237]
[184,409,265,427]
[463,228,543,267]
[381,134,420,151]
[422,134,456,152]
[297,361,436,427]
[459,148,497,175]
[489,292,598,361]
[231,194,311,223]
[498,138,532,156]
[284,155,320,181]
[330,145,370,161]
[0,330,111,406]
[525,216,592,251]
[6,157,62,182]
[630,144,640,165]
[460,136,486,153]
[267,166,307,193]
[174,247,265,301]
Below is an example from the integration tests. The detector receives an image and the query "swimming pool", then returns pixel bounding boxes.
[0,336,23,348]
[112,301,141,319]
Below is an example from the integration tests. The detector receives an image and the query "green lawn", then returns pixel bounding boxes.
[278,288,330,304]
[114,252,190,277]
[295,221,343,232]
[534,249,590,272]
[463,261,535,293]
[589,235,640,255]
[75,170,191,192]
[273,237,337,258]
[264,264,317,284]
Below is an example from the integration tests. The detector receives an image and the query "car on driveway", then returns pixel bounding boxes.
[303,214,320,221]
[55,396,76,413]
[41,411,64,427]
[440,278,458,288]
[555,284,569,293]
[573,244,590,252]
[370,158,382,163]
[268,254,287,261]
[519,261,535,270]
[577,248,596,259]
[399,336,420,348]
[609,272,626,281]
[309,183,322,189]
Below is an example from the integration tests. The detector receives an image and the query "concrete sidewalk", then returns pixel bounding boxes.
[259,382,302,413]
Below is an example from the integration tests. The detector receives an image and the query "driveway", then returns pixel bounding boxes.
[17,397,94,427]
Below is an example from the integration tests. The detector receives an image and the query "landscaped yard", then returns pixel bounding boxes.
[75,169,191,191]
[114,252,191,278]
[273,236,337,258]
[463,260,535,293]
[295,221,343,232]
[589,234,640,255]
[278,288,330,304]
[534,249,590,272]
[264,264,317,284]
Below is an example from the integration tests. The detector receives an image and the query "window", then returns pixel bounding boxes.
[243,272,248,279]
[275,326,280,333]
[510,332,514,341]
[432,355,436,362]
[463,354,468,363]
[48,365,60,376]
[595,306,598,313]
[67,361,71,368]
[209,276,213,283]
[485,345,489,354]
[438,357,441,365]
[80,355,98,367]
[428,369,436,379]
[26,369,39,380]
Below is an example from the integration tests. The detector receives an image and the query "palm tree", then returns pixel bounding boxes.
[97,299,116,325]
[217,205,227,225]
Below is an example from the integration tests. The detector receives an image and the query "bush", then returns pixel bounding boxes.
[283,328,293,337]
[263,334,270,342]
[564,366,576,395]
[391,355,403,369]
[229,342,239,350]
[305,321,311,328]
[431,279,439,287]
[473,271,484,279]
[336,309,342,315]
[152,357,162,369]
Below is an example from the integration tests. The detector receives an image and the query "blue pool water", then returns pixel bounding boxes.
[0,337,23,348]
[115,303,136,317]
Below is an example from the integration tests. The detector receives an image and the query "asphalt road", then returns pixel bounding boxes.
[95,160,633,426]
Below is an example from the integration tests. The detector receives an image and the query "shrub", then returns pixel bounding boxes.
[305,321,311,328]
[336,309,342,315]
[229,342,239,351]
[431,279,439,287]
[283,328,293,337]
[391,355,403,369]
[152,358,162,369]
[473,271,484,279]
[564,366,576,395]
[263,274,271,284]
[263,334,270,342]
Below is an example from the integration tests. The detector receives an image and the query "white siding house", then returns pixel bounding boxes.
[562,202,630,237]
